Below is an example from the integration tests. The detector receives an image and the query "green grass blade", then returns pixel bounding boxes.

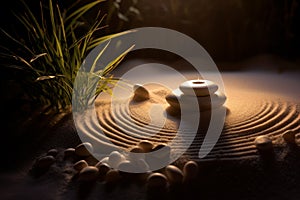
[65,0,105,31]
[90,39,111,73]
[100,44,135,76]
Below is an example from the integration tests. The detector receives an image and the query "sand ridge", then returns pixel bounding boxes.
[90,84,300,161]
[2,70,300,200]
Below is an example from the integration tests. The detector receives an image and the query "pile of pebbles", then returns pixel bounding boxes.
[30,140,199,197]
[165,79,227,112]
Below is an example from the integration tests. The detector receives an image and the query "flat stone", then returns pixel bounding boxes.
[73,160,88,171]
[180,91,226,109]
[78,166,99,181]
[133,84,150,101]
[179,79,218,96]
[75,142,93,157]
[166,89,226,111]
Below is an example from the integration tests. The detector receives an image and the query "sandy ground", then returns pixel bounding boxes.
[1,56,300,200]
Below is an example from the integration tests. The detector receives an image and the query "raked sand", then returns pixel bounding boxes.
[1,68,300,200]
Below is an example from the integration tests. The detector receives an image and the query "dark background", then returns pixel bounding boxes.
[1,0,300,65]
[1,0,299,121]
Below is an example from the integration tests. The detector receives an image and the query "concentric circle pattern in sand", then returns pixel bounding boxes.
[190,99,300,161]
[75,86,300,162]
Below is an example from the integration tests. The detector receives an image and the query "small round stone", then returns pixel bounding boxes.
[99,156,109,165]
[105,169,121,183]
[165,165,183,184]
[75,142,93,157]
[183,160,199,182]
[108,151,126,169]
[136,159,150,172]
[47,149,58,157]
[95,162,111,174]
[282,130,296,144]
[117,160,135,172]
[73,160,88,171]
[64,148,75,158]
[146,172,168,189]
[36,155,55,168]
[254,135,273,152]
[145,145,171,170]
[152,143,171,156]
[128,146,145,161]
[165,93,179,108]
[146,144,171,165]
[179,79,218,96]
[133,84,150,101]
[138,140,154,153]
[78,166,99,181]
[130,146,144,153]
[95,162,110,181]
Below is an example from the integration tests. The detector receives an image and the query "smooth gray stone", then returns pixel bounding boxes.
[78,166,99,181]
[73,160,88,171]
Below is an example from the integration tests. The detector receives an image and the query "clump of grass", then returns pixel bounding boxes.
[0,0,132,112]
